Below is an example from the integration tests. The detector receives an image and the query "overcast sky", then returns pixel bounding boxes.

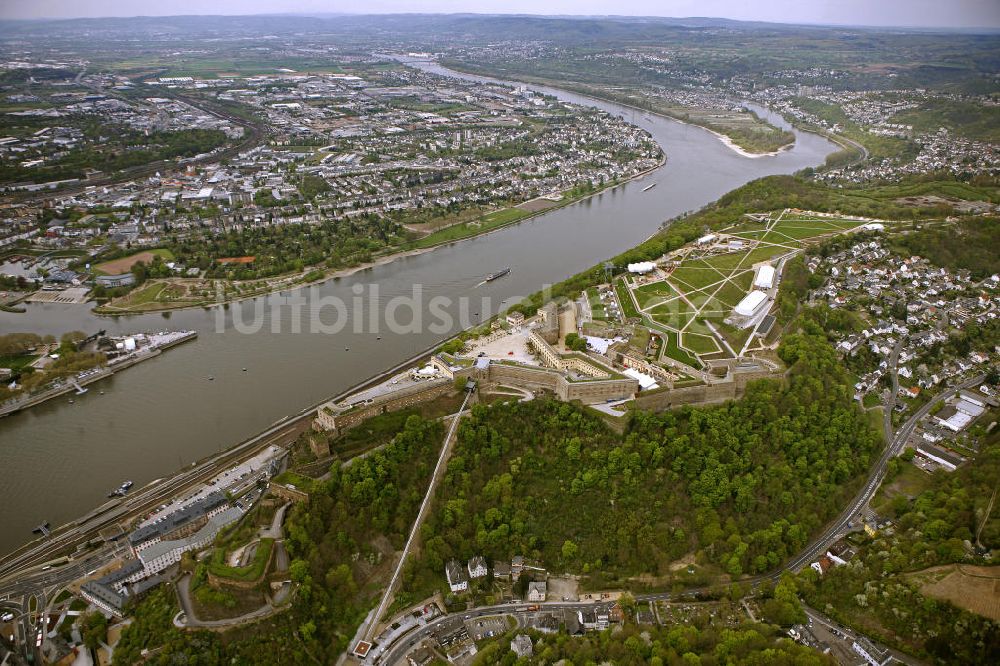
[1,0,999,29]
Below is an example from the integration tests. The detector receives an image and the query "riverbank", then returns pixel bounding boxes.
[434,59,795,158]
[88,155,665,317]
[0,57,839,558]
[693,122,795,159]
[0,322,472,566]
[0,331,197,419]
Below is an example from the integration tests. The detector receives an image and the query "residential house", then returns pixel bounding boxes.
[493,560,511,581]
[510,635,533,658]
[445,560,468,593]
[468,555,488,579]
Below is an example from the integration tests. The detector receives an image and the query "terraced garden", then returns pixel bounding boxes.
[619,209,874,367]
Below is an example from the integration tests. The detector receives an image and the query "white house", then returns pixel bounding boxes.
[446,560,469,593]
[468,555,488,579]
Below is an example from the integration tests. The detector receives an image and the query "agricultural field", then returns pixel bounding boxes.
[92,248,175,276]
[907,565,1000,622]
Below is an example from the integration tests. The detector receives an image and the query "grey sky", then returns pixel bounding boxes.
[2,0,999,29]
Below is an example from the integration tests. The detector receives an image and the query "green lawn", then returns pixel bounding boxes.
[737,243,794,267]
[633,281,680,309]
[683,333,720,355]
[669,260,728,290]
[615,279,640,319]
[409,207,530,248]
[271,470,317,492]
[658,327,701,368]
[207,538,274,582]
[118,282,168,308]
[871,463,935,516]
[712,280,750,309]
[649,309,693,331]
[702,251,753,272]
[716,321,754,352]
[628,325,652,353]
[649,297,696,315]
[0,353,39,371]
[731,270,755,292]
[767,224,842,241]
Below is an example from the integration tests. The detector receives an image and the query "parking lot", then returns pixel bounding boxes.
[466,328,537,365]
[464,615,508,641]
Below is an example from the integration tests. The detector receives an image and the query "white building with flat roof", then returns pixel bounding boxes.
[735,290,769,317]
[728,290,771,329]
[627,261,656,274]
[754,265,775,290]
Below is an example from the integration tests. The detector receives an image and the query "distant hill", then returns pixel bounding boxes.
[1,12,994,42]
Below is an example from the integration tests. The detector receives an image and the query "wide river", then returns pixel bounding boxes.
[0,63,837,555]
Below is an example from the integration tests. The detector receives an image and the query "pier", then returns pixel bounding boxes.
[0,331,197,419]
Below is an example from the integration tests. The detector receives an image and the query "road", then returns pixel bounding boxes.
[883,338,904,439]
[784,373,984,573]
[0,341,981,664]
[6,87,265,207]
[175,573,281,630]
[373,373,985,663]
[803,605,924,666]
[377,601,611,666]
[0,415,306,584]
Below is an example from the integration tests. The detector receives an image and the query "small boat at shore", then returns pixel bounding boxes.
[642,183,657,192]
[108,480,133,498]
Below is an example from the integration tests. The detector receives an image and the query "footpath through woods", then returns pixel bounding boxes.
[362,389,473,643]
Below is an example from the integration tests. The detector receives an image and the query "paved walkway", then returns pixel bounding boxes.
[173,500,293,630]
[174,574,280,629]
[362,391,473,643]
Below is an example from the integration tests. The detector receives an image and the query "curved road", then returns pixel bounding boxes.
[375,373,984,663]
[784,373,983,573]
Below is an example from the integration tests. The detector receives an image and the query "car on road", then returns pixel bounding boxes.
[1,612,14,622]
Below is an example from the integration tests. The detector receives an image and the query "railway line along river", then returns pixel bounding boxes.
[0,62,837,556]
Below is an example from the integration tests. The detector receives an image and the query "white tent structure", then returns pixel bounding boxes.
[754,265,775,290]
[627,261,656,274]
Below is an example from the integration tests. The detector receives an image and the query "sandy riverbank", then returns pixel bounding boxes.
[705,125,795,159]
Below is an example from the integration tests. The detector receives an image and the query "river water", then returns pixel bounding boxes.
[0,63,836,556]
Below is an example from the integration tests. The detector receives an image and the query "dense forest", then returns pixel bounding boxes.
[405,317,882,598]
[801,427,1000,664]
[113,414,444,665]
[892,216,1000,279]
